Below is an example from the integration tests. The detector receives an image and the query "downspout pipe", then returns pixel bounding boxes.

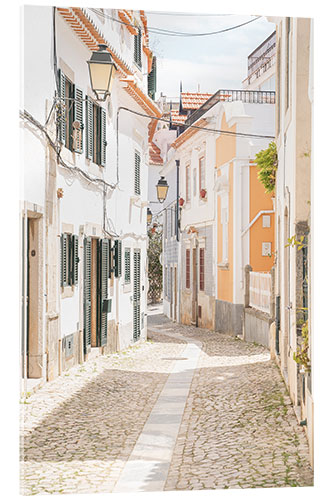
[241,210,274,238]
[176,159,180,242]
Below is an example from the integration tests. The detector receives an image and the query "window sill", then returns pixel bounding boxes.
[218,262,229,270]
[61,285,75,299]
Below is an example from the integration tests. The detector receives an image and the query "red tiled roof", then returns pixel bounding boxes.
[149,141,163,165]
[170,110,187,125]
[181,92,213,110]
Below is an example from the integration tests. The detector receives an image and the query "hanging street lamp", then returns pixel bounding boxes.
[87,44,117,101]
[156,176,169,203]
[147,207,153,225]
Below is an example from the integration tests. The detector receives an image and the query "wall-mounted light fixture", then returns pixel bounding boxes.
[156,176,169,203]
[87,44,117,101]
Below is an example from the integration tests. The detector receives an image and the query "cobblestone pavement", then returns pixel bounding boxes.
[20,333,186,495]
[20,316,313,494]
[160,321,314,491]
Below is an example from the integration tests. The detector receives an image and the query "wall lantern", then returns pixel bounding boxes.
[87,44,117,101]
[156,176,169,203]
[147,207,152,225]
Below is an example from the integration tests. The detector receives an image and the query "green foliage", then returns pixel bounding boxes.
[255,141,278,193]
[285,235,306,251]
[293,320,311,372]
[147,225,163,304]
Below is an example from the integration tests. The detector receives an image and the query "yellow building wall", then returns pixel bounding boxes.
[216,112,236,303]
[249,163,275,271]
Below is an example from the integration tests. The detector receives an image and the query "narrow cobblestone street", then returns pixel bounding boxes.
[20,313,313,495]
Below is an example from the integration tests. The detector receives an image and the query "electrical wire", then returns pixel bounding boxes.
[116,105,275,140]
[20,109,117,192]
[90,8,261,37]
[146,12,234,17]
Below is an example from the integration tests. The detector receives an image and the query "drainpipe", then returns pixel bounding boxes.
[241,210,275,237]
[22,207,28,398]
[176,159,180,242]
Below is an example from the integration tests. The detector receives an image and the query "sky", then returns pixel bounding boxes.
[145,11,276,98]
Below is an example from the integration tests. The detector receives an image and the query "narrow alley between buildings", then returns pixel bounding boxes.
[20,309,313,495]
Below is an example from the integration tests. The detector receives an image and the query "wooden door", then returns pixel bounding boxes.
[191,246,198,326]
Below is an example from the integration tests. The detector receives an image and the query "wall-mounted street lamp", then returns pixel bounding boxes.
[156,176,169,203]
[147,207,153,225]
[87,44,117,101]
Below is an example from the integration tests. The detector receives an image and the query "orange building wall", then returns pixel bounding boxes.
[216,113,236,303]
[249,163,275,271]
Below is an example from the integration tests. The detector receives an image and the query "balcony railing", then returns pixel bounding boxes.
[184,89,276,128]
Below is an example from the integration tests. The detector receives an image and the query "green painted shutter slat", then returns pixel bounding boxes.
[72,234,79,286]
[133,249,141,341]
[134,28,142,67]
[148,56,157,100]
[114,240,122,278]
[100,108,107,167]
[83,237,92,353]
[124,248,131,283]
[134,152,141,195]
[86,96,93,160]
[97,239,109,346]
[58,69,66,144]
[73,86,84,153]
[60,234,65,287]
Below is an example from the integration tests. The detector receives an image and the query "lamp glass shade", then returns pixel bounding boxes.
[87,44,117,100]
[156,176,169,203]
[147,208,152,224]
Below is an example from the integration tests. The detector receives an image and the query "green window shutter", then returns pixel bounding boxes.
[148,56,157,101]
[108,239,113,278]
[134,151,141,195]
[98,239,109,347]
[72,234,79,286]
[124,248,131,283]
[60,233,70,287]
[134,28,142,67]
[58,69,66,144]
[73,86,84,153]
[100,108,107,167]
[85,96,93,160]
[60,234,65,287]
[83,237,92,353]
[133,249,141,341]
[114,240,122,278]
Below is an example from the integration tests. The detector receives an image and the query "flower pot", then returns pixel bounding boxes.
[200,189,207,199]
[179,197,185,207]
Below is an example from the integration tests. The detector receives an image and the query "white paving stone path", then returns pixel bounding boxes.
[20,314,314,495]
[113,329,202,492]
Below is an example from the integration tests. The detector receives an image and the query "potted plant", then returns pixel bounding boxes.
[179,197,185,207]
[200,188,207,199]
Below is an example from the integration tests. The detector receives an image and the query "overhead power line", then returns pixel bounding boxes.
[90,9,261,37]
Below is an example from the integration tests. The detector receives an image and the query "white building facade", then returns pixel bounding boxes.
[21,6,160,390]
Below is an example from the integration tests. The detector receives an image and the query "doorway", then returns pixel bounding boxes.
[191,245,198,326]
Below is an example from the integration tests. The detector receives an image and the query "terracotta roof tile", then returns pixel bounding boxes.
[149,141,163,165]
[170,110,187,125]
[181,92,213,109]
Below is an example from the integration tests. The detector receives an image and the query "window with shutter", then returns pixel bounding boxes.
[186,249,190,289]
[186,164,191,202]
[124,248,131,283]
[72,235,79,285]
[134,27,142,67]
[73,87,84,153]
[114,240,122,278]
[85,97,106,167]
[199,156,206,191]
[148,55,156,100]
[83,237,92,353]
[199,248,205,291]
[98,239,109,347]
[58,70,74,150]
[60,233,79,287]
[134,151,141,195]
[85,96,94,160]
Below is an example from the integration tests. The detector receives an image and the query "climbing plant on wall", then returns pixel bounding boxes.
[147,221,163,304]
[255,141,278,193]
